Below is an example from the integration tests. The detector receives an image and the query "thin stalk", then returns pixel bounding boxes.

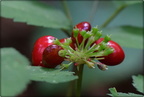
[62,0,72,24]
[66,80,76,97]
[61,0,73,36]
[66,65,77,97]
[100,5,127,28]
[76,64,84,97]
[89,1,99,23]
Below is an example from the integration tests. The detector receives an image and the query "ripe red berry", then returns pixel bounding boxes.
[32,35,56,67]
[95,38,125,66]
[72,21,91,44]
[42,45,64,68]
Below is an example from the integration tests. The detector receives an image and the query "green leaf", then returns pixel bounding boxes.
[1,48,30,96]
[103,26,143,49]
[109,92,143,97]
[108,87,143,97]
[28,66,78,84]
[108,87,119,96]
[132,75,144,94]
[117,93,143,96]
[113,0,142,7]
[1,1,71,30]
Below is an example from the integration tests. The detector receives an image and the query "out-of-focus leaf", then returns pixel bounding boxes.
[103,26,143,49]
[109,92,142,97]
[1,1,71,30]
[28,66,78,84]
[1,48,30,96]
[113,0,142,7]
[132,75,144,94]
[108,87,143,97]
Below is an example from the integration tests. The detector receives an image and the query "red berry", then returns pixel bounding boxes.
[32,35,56,67]
[95,38,125,66]
[72,21,91,44]
[42,45,64,68]
[59,38,75,49]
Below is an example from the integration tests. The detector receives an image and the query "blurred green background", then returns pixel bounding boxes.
[1,0,143,97]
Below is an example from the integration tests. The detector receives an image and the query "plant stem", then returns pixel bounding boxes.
[89,1,99,23]
[100,5,127,28]
[76,64,84,97]
[61,0,73,37]
[66,80,76,97]
[62,0,72,24]
[66,64,77,97]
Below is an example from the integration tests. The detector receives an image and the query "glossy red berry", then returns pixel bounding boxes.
[95,38,125,66]
[32,35,56,67]
[42,45,64,68]
[72,21,91,44]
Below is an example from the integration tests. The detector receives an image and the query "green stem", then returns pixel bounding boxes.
[66,65,77,97]
[62,0,72,24]
[66,80,76,97]
[89,1,99,23]
[76,64,84,97]
[61,0,73,37]
[100,5,127,28]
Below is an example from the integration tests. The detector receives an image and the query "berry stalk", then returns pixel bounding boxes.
[75,64,84,97]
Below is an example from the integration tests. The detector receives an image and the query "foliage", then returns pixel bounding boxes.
[103,26,143,49]
[29,66,78,84]
[1,1,143,49]
[113,0,142,7]
[1,48,30,96]
[1,48,78,96]
[1,0,143,96]
[108,75,144,97]
[1,1,71,30]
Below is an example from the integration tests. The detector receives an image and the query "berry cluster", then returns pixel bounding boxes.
[32,22,125,70]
